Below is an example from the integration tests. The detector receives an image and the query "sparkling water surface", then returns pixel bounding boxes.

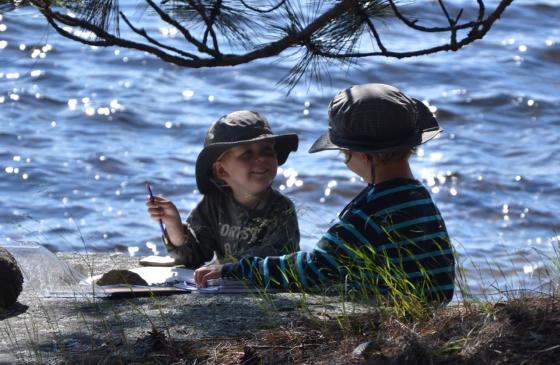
[1,1,559,296]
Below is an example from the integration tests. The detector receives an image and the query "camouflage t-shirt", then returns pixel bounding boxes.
[164,189,300,268]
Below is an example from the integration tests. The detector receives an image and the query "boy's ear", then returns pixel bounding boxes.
[212,161,229,180]
[358,152,372,163]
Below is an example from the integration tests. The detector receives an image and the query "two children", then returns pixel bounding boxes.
[194,83,456,304]
[146,111,300,268]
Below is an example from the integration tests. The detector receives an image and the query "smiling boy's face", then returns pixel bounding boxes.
[212,139,278,198]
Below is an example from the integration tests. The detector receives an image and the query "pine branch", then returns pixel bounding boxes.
[6,0,515,87]
[386,0,485,33]
[146,0,220,57]
[119,10,200,59]
[184,0,220,52]
[163,0,263,50]
[34,0,196,65]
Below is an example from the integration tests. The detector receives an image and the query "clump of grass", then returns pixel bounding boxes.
[223,231,560,365]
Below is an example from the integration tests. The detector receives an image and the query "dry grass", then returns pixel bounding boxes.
[37,294,557,365]
[3,250,560,364]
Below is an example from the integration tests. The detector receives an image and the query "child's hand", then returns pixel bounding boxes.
[145,195,182,234]
[194,264,223,288]
[146,196,186,246]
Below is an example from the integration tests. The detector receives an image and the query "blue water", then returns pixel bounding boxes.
[1,1,559,295]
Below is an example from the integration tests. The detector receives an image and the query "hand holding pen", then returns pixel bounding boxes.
[145,182,183,246]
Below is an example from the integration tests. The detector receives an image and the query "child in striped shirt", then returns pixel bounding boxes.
[194,84,455,304]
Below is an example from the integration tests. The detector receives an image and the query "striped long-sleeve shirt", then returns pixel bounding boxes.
[221,178,455,304]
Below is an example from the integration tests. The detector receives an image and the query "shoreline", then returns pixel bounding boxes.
[1,252,559,364]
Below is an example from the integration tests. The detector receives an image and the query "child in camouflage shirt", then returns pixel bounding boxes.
[146,111,300,268]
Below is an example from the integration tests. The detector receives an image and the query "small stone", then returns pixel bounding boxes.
[352,341,375,358]
[0,247,24,308]
[240,346,260,365]
[96,270,148,286]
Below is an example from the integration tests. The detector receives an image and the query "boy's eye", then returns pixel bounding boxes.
[262,147,276,155]
[240,151,253,159]
[235,145,275,160]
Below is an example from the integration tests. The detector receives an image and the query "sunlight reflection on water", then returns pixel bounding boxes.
[1,1,560,296]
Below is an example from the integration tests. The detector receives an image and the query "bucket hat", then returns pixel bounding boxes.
[309,83,442,154]
[195,110,298,193]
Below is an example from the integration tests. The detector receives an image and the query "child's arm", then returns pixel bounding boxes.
[219,239,341,290]
[167,209,218,268]
[148,195,219,268]
[217,209,454,303]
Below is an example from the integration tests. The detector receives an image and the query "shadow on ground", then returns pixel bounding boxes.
[0,303,28,320]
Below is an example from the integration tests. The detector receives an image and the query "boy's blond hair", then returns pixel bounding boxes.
[369,147,416,164]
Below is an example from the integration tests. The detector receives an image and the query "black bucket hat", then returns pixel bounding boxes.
[309,83,442,154]
[195,110,299,193]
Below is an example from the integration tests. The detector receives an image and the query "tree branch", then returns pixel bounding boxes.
[34,0,198,65]
[145,0,220,57]
[437,0,457,47]
[469,0,486,36]
[239,0,287,13]
[19,0,514,84]
[119,10,200,59]
[353,0,386,53]
[42,12,111,47]
[387,0,483,33]
[186,0,220,53]
[314,0,513,59]
[202,0,222,50]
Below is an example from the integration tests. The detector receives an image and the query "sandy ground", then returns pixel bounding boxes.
[3,253,559,364]
[0,253,355,364]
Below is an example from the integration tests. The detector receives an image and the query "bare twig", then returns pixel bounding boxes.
[437,0,457,47]
[387,0,482,33]
[240,0,287,13]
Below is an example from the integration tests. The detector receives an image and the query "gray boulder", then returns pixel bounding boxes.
[0,247,24,308]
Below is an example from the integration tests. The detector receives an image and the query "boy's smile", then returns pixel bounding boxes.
[213,140,278,205]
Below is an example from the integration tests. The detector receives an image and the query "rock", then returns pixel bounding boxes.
[352,340,376,358]
[96,270,149,286]
[240,346,261,365]
[0,246,24,308]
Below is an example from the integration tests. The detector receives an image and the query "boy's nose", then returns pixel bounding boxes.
[253,157,272,169]
[254,153,269,162]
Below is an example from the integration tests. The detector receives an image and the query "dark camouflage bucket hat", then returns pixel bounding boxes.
[309,83,442,154]
[195,111,298,193]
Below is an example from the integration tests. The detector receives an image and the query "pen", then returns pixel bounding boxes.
[146,182,170,245]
